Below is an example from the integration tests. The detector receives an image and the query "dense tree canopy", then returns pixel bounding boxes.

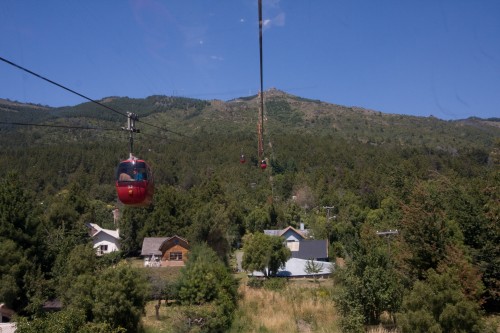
[1,94,499,330]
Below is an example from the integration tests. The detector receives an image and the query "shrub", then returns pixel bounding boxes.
[263,278,288,291]
[247,277,264,289]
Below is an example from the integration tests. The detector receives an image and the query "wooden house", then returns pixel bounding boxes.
[141,235,190,267]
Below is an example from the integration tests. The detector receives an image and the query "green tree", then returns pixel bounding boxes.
[397,270,487,333]
[92,263,149,332]
[55,244,98,320]
[142,185,190,237]
[178,244,237,305]
[0,173,40,312]
[16,307,126,333]
[241,232,291,277]
[244,206,271,233]
[334,248,403,328]
[304,259,325,283]
[0,172,38,248]
[15,307,87,333]
[177,243,237,332]
[399,179,462,279]
[119,206,150,256]
[473,173,500,311]
[0,239,28,309]
[188,202,233,261]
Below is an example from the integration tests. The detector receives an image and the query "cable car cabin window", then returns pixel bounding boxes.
[116,162,148,182]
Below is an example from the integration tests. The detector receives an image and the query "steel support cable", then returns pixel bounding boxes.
[0,121,202,158]
[257,0,265,160]
[0,56,191,139]
[0,120,192,148]
[257,0,276,201]
[0,120,120,131]
[139,131,184,145]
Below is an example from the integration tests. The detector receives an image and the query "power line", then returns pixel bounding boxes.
[0,56,192,139]
[139,131,184,144]
[0,121,120,131]
[0,120,201,153]
[136,117,190,139]
[0,56,127,118]
[0,119,198,149]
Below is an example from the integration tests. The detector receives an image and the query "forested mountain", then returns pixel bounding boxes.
[1,90,499,331]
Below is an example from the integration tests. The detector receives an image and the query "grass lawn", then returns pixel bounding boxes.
[228,276,340,333]
[142,301,181,333]
[141,273,341,333]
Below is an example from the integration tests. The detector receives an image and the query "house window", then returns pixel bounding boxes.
[100,245,108,253]
[169,252,182,261]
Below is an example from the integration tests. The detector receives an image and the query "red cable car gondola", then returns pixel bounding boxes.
[260,159,267,170]
[240,154,246,164]
[115,155,154,207]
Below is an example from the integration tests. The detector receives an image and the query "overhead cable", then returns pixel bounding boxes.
[0,56,191,139]
[0,121,120,131]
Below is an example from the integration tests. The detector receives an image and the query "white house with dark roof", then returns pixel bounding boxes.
[87,223,121,256]
[255,225,333,278]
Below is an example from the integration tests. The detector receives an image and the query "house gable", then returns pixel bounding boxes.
[159,235,189,252]
[279,226,306,242]
[159,236,190,263]
[87,223,120,255]
[264,226,309,241]
[0,303,14,323]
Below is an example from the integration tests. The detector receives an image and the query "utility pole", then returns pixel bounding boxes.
[375,230,398,236]
[323,206,335,221]
[376,229,399,256]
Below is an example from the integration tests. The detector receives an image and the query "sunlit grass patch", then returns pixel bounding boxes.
[229,277,340,333]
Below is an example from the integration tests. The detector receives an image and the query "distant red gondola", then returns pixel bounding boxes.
[240,154,246,164]
[260,159,267,170]
[115,155,154,207]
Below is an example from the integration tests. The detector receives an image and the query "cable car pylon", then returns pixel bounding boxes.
[257,0,267,170]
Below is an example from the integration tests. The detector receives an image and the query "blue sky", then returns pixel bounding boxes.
[1,0,499,120]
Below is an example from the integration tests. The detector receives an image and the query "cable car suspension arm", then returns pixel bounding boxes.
[122,112,140,158]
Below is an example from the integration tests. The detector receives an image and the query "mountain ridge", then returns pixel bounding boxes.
[1,89,499,153]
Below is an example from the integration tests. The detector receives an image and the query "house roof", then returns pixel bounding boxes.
[159,235,189,252]
[264,226,310,238]
[290,239,328,260]
[43,299,62,311]
[263,229,281,236]
[87,223,120,239]
[141,237,167,256]
[0,303,14,319]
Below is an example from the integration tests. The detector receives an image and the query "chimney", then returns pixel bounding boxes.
[113,208,120,227]
[300,222,304,231]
